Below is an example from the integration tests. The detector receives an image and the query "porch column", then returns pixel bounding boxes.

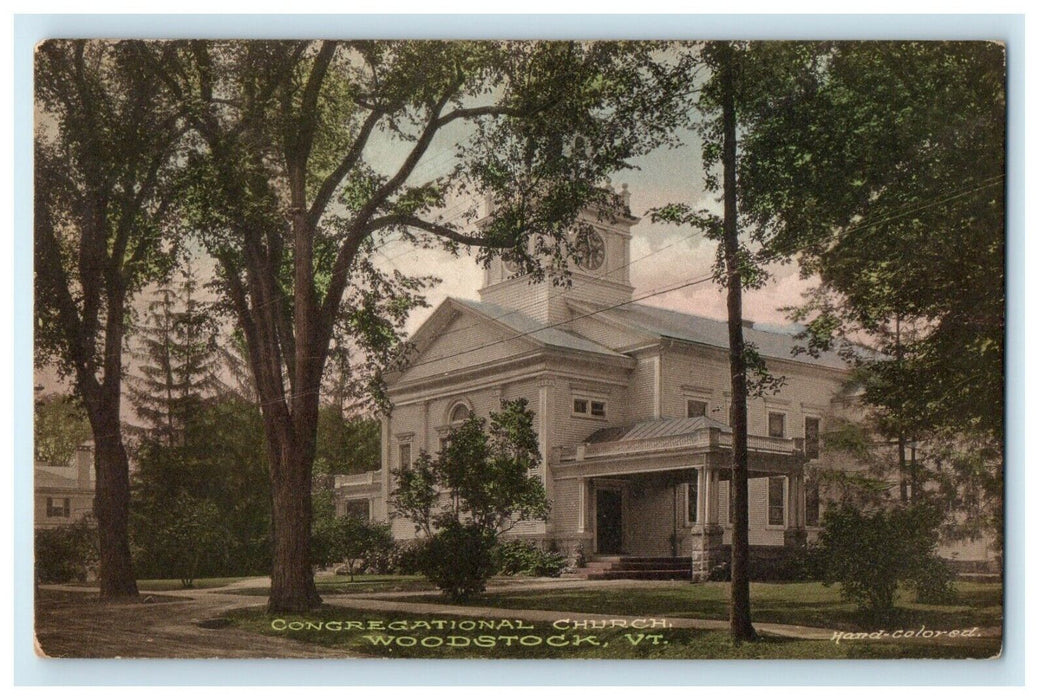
[573,477,592,566]
[784,468,807,547]
[692,465,725,583]
[703,466,720,526]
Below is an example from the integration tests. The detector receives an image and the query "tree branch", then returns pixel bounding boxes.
[366,214,505,248]
[306,108,382,232]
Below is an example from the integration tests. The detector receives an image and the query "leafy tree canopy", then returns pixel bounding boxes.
[34,393,92,466]
[736,42,1005,444]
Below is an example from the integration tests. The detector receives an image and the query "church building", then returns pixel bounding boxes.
[337,188,855,581]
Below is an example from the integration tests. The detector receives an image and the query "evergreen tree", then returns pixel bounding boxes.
[128,260,223,444]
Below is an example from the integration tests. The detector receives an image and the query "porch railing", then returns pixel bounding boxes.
[561,428,803,462]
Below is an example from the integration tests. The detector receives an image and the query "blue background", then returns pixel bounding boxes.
[12,13,1026,686]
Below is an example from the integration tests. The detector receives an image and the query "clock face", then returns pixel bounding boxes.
[503,258,520,274]
[576,231,606,271]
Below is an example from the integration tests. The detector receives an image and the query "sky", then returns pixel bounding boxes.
[374,133,817,338]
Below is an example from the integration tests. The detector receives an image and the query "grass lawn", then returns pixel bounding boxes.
[228,604,999,659]
[64,576,251,591]
[402,580,1003,634]
[234,574,435,597]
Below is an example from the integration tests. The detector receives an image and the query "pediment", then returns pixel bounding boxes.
[390,298,545,386]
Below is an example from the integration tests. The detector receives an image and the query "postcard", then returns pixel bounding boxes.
[32,38,1004,660]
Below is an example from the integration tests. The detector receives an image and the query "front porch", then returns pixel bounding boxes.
[553,417,810,582]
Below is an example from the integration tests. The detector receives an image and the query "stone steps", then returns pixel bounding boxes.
[576,556,692,581]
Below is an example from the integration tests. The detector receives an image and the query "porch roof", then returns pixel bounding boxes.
[585,415,732,444]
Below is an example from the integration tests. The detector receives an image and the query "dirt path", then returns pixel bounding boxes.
[34,588,361,659]
[35,578,1001,658]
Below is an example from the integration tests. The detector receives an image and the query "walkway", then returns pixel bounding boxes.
[37,576,1000,656]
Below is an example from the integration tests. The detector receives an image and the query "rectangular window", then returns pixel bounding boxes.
[344,499,371,521]
[805,417,821,459]
[398,442,412,468]
[768,411,786,438]
[686,399,708,418]
[687,482,699,524]
[768,476,786,526]
[572,396,608,419]
[46,497,70,518]
[805,481,820,527]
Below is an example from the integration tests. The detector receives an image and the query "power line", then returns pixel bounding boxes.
[239,173,1007,407]
[398,271,718,373]
[393,174,1006,374]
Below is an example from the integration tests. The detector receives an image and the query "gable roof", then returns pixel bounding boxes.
[451,297,626,359]
[35,466,90,491]
[585,415,733,444]
[577,301,850,370]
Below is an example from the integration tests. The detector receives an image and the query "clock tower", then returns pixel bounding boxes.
[478,185,638,325]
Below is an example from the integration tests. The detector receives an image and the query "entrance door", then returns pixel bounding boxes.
[596,488,623,554]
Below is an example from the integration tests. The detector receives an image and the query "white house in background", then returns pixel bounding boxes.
[35,443,95,529]
[338,187,996,580]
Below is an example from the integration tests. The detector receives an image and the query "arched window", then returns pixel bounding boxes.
[441,401,473,451]
[449,402,470,426]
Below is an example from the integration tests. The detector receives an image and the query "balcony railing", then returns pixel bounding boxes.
[333,470,382,488]
[561,428,803,462]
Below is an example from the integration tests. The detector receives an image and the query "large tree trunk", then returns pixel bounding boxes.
[719,42,757,643]
[258,361,325,613]
[87,400,139,599]
[267,441,322,612]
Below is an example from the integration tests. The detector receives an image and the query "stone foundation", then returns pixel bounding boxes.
[691,525,725,582]
[783,528,808,548]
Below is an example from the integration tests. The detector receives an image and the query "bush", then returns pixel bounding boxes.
[912,555,959,605]
[417,522,498,601]
[35,519,98,583]
[314,516,397,580]
[815,503,956,620]
[391,538,429,575]
[495,539,566,577]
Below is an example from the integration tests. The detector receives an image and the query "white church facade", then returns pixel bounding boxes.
[336,189,868,581]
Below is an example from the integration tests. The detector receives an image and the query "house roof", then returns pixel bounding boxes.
[451,298,627,359]
[588,302,851,370]
[585,415,733,444]
[34,466,89,491]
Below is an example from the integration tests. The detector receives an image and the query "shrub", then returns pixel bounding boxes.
[417,522,498,601]
[131,493,230,587]
[35,519,99,583]
[912,554,959,605]
[495,539,566,577]
[390,399,552,599]
[316,516,397,580]
[815,503,956,620]
[391,539,429,575]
